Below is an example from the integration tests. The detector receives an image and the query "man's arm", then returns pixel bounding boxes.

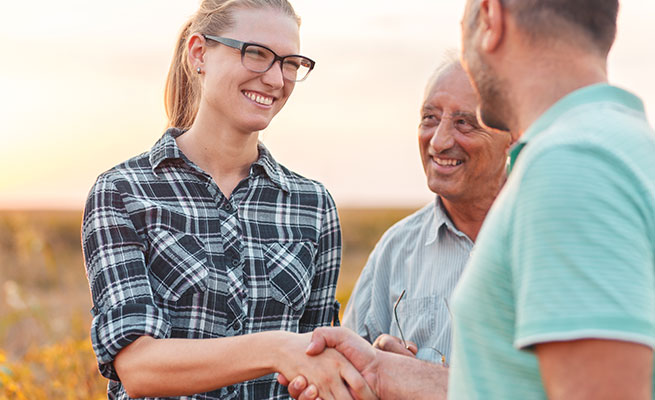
[535,339,653,400]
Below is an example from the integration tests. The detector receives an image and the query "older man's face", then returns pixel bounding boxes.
[460,0,512,133]
[418,66,510,202]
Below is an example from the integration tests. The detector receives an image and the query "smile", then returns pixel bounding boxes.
[434,157,463,167]
[243,90,274,106]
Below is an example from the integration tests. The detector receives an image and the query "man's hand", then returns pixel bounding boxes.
[278,327,381,400]
[372,334,417,357]
[274,332,376,400]
[306,327,380,392]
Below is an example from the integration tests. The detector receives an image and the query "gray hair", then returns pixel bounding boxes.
[424,50,464,96]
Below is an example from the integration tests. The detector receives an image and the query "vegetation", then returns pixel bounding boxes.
[0,207,417,398]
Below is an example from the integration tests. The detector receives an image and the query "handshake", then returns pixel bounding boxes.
[275,327,449,400]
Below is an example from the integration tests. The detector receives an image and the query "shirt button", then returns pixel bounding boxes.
[234,320,242,330]
[231,259,240,267]
[224,203,232,211]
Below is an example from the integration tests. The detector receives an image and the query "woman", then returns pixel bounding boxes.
[81,1,372,399]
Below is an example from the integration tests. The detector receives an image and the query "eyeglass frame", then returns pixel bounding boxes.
[201,34,316,82]
[393,289,451,367]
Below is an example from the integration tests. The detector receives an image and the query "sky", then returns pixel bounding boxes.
[1,0,654,210]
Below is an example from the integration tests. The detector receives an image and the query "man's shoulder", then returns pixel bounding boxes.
[376,202,435,247]
[530,97,654,158]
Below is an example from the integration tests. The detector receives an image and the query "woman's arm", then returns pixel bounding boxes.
[114,331,375,400]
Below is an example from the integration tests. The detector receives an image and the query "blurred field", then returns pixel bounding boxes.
[0,206,417,398]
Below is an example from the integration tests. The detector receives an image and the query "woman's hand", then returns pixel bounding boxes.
[274,332,377,400]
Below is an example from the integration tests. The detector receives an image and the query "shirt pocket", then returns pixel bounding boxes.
[147,230,209,302]
[264,241,315,311]
[392,295,451,362]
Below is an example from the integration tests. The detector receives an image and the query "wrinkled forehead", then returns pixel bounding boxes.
[423,66,477,111]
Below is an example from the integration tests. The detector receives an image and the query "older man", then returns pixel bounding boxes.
[279,59,509,400]
[284,1,654,399]
[342,58,509,366]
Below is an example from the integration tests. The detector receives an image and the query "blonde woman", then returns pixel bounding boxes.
[81,1,373,399]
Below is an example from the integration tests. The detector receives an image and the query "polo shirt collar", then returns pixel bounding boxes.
[149,128,290,193]
[508,84,645,174]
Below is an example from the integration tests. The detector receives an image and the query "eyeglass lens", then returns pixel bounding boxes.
[242,44,312,82]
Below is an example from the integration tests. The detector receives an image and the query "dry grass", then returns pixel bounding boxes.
[0,207,417,397]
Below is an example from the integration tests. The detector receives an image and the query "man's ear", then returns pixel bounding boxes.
[479,0,505,53]
[187,33,207,71]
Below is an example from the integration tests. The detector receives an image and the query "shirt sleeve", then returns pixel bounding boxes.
[511,144,655,350]
[299,190,342,332]
[82,175,172,381]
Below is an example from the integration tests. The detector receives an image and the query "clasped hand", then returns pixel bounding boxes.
[278,329,418,400]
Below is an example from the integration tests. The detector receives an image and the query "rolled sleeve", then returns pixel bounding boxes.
[91,303,172,380]
[82,174,170,381]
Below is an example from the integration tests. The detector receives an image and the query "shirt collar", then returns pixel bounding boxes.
[149,128,186,171]
[425,196,467,246]
[251,143,291,193]
[508,83,645,175]
[149,128,290,193]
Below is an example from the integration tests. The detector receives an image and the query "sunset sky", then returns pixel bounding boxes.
[1,1,654,209]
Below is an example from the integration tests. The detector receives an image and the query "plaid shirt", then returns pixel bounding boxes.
[82,128,341,400]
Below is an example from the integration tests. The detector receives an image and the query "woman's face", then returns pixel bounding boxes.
[199,7,300,133]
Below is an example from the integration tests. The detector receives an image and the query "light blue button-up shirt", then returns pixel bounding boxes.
[342,197,473,364]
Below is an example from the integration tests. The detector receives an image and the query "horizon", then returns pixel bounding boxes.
[1,0,654,210]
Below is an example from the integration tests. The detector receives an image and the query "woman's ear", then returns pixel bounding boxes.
[187,33,207,72]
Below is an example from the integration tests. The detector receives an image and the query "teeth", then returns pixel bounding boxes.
[245,91,273,106]
[435,158,462,167]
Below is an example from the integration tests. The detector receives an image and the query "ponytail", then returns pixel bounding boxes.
[164,21,200,129]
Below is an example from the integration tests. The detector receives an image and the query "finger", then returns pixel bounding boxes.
[307,327,356,355]
[306,328,331,355]
[277,374,290,386]
[287,376,309,398]
[330,383,354,400]
[340,363,378,400]
[406,340,419,355]
[297,384,319,400]
[373,334,416,357]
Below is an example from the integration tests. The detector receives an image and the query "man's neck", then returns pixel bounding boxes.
[440,191,500,243]
[506,52,609,137]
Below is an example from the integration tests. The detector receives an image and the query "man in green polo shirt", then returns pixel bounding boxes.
[281,0,653,399]
[450,0,655,398]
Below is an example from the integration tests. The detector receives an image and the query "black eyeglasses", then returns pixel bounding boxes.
[202,35,315,82]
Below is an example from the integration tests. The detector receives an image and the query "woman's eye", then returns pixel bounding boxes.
[283,60,300,70]
[245,48,267,59]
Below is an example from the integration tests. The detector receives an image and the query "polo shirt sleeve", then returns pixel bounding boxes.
[511,144,655,350]
[82,175,172,381]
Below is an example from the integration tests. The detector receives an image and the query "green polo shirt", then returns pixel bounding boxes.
[449,84,655,399]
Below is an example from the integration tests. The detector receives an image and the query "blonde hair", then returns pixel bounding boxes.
[164,0,301,129]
